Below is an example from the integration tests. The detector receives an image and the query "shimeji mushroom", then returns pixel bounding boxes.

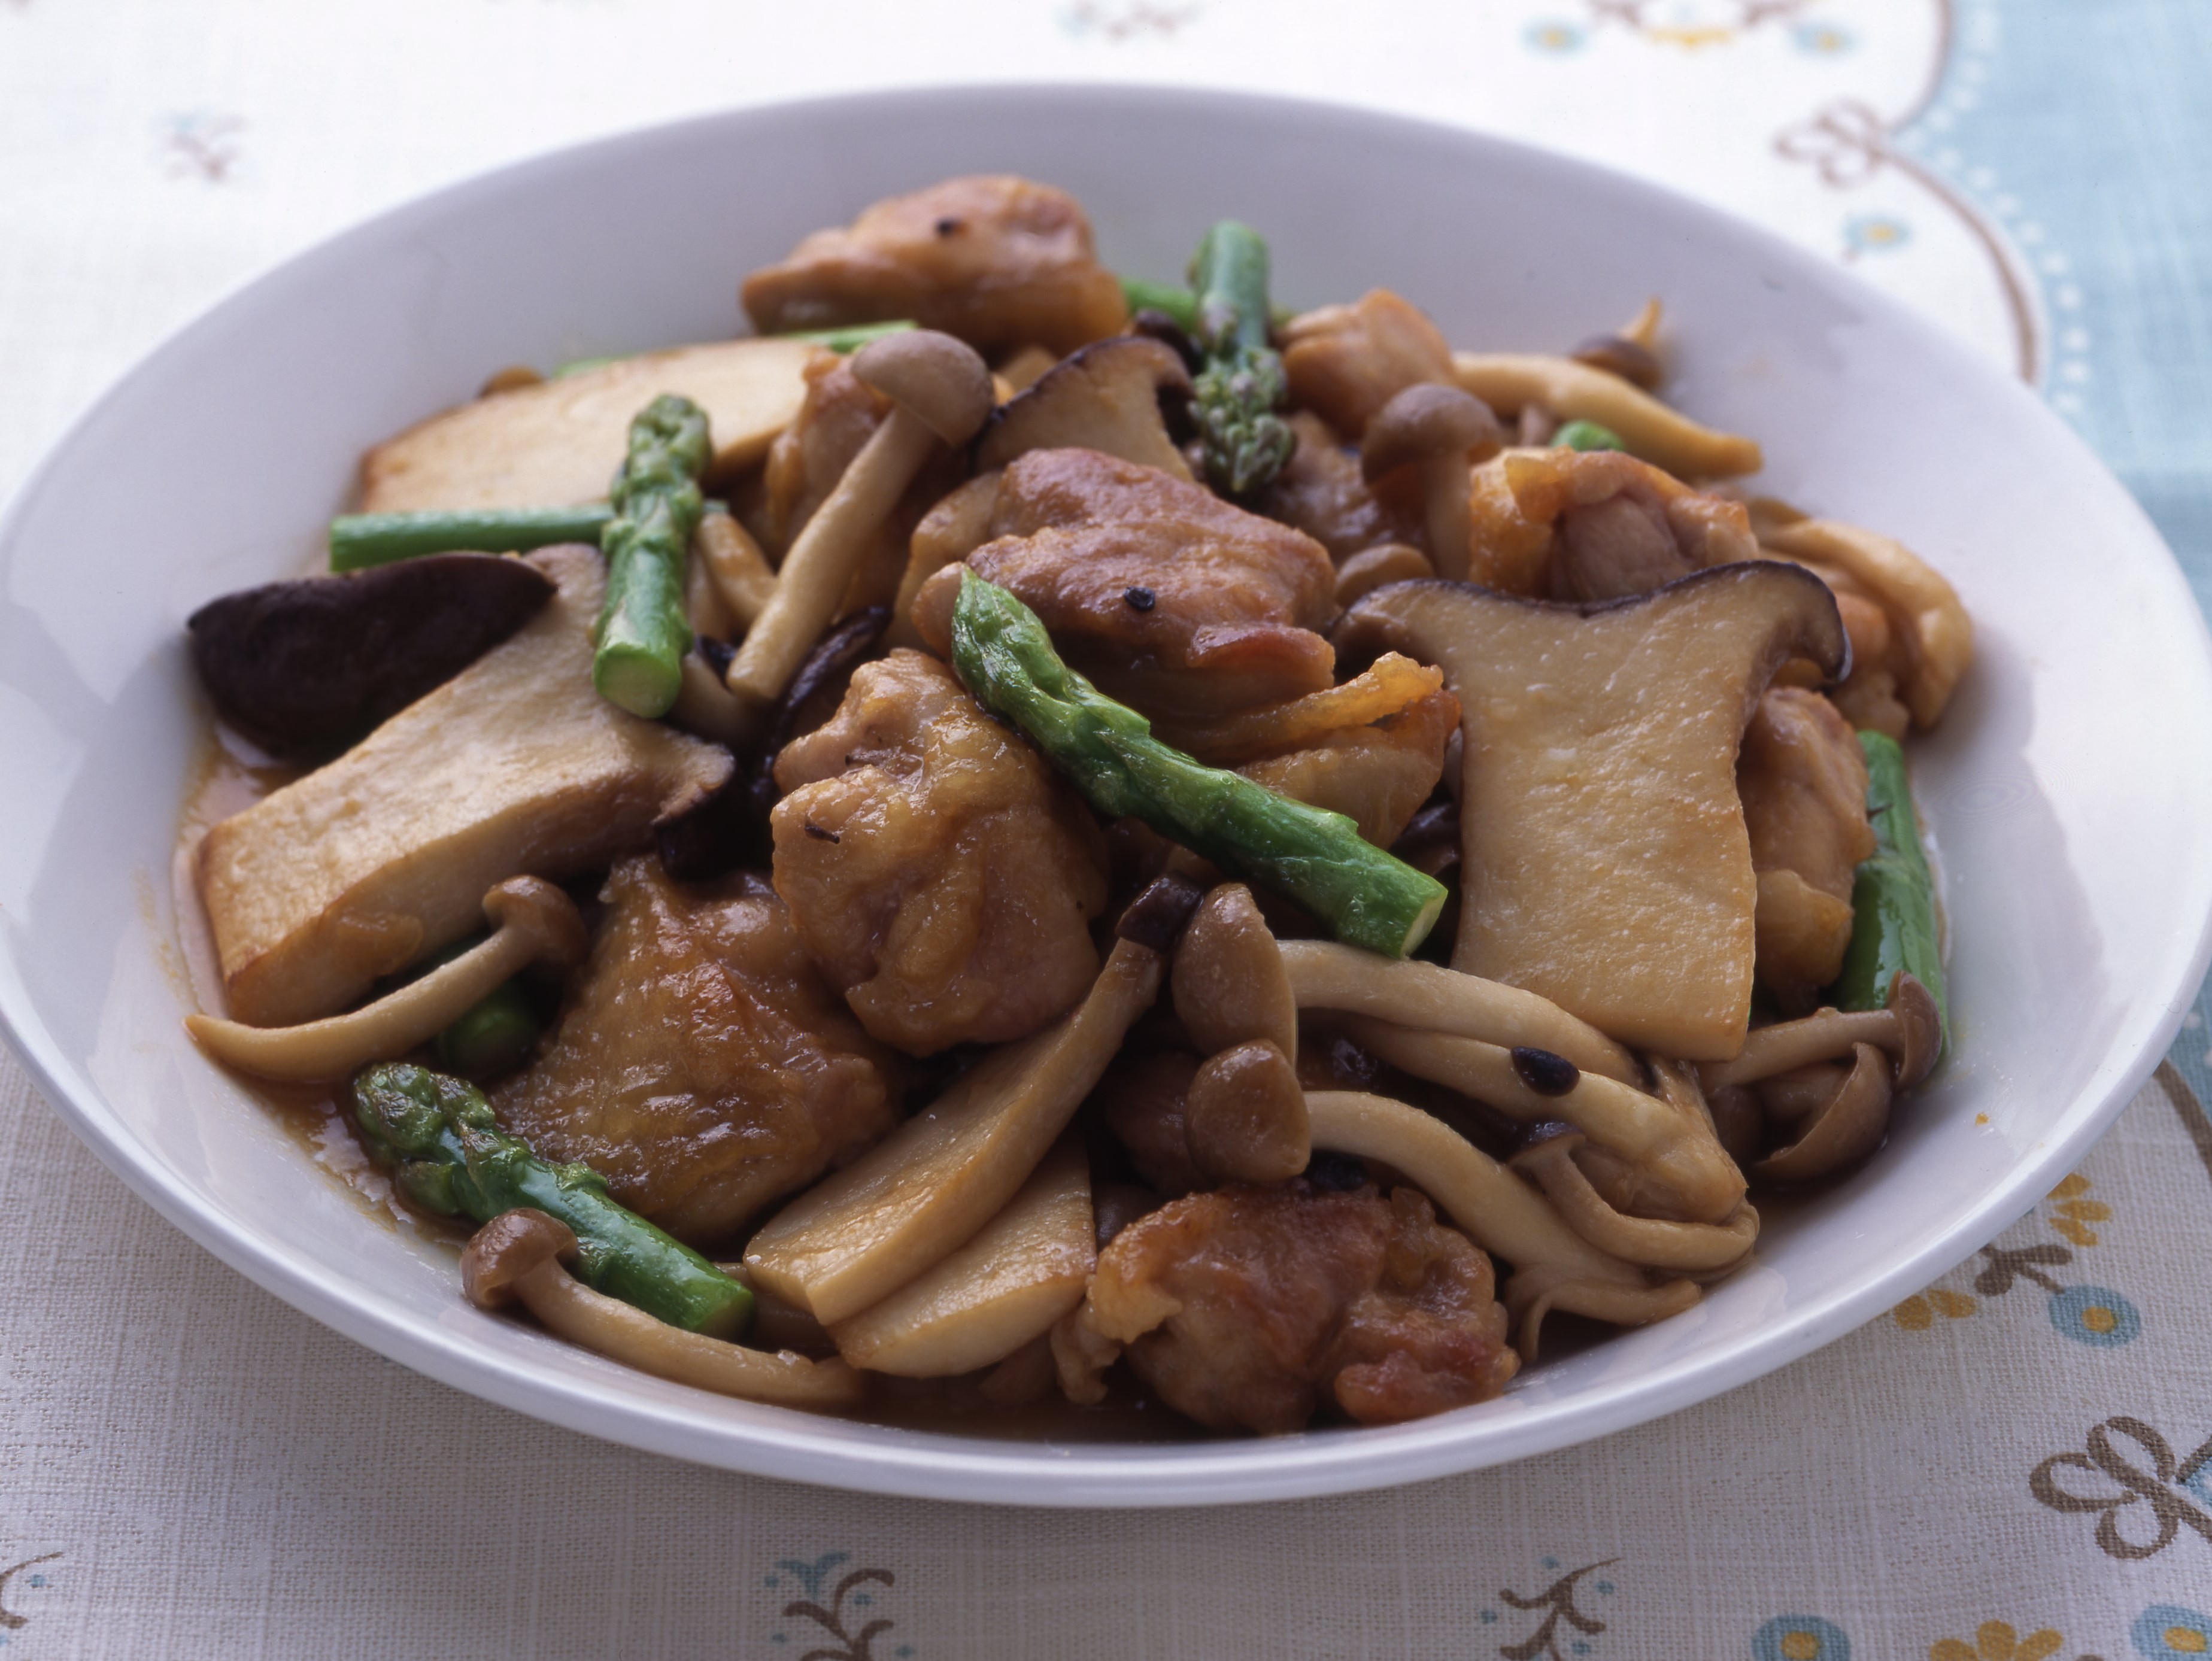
[1184,1040,1310,1185]
[972,336,1194,479]
[1507,1122,1758,1273]
[1360,382,1503,582]
[1449,352,1762,479]
[462,1210,863,1407]
[186,877,585,1083]
[1302,1090,1701,1359]
[1167,884,1311,1184]
[725,329,993,705]
[1697,971,1941,1182]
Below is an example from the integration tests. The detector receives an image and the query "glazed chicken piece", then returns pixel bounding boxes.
[1467,447,1760,600]
[1239,688,1460,847]
[914,447,1339,719]
[1249,412,1425,561]
[1737,687,1877,1009]
[494,858,900,1246]
[1087,1182,1518,1433]
[763,349,890,549]
[741,175,1128,357]
[1279,289,1457,441]
[771,649,1110,1054]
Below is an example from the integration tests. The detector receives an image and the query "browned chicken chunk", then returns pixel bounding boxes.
[1737,687,1877,1009]
[1238,687,1460,848]
[914,447,1339,719]
[1250,412,1425,560]
[771,649,1110,1054]
[1467,447,1760,600]
[1279,289,1457,441]
[1093,1048,1205,1196]
[1088,1182,1517,1433]
[494,858,900,1246]
[741,175,1128,357]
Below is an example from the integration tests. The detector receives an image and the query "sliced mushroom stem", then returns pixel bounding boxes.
[694,510,777,628]
[1699,973,1940,1091]
[1277,940,1638,1083]
[1502,1266,1703,1361]
[669,649,766,750]
[1336,1016,1747,1224]
[726,330,991,704]
[185,877,586,1082]
[1510,1129,1759,1271]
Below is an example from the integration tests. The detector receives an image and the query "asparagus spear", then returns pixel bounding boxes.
[948,572,1446,957]
[778,318,918,352]
[1832,730,1948,1036]
[1120,277,1200,335]
[592,393,712,718]
[1187,221,1297,497]
[351,1062,752,1338]
[329,504,615,572]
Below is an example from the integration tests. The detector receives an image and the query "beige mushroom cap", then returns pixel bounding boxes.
[851,328,996,446]
[1361,382,1503,482]
[481,875,591,972]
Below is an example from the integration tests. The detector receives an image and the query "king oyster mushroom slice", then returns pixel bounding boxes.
[1698,972,1942,1093]
[461,1210,864,1407]
[973,335,1194,481]
[1360,382,1503,582]
[1337,563,1849,1061]
[726,329,994,705]
[827,1137,1095,1377]
[1303,1090,1700,1360]
[359,338,816,512]
[196,545,731,1028]
[1750,1041,1895,1183]
[745,938,1161,1325]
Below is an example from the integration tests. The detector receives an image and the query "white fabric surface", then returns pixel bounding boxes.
[5,2,2210,1656]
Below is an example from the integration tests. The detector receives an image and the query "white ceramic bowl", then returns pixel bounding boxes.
[3,86,2208,1507]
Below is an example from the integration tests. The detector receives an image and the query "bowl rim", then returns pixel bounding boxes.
[4,79,2209,1507]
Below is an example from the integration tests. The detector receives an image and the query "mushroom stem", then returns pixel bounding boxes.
[1361,382,1501,583]
[1335,1016,1747,1224]
[1752,1041,1895,1183]
[726,330,991,704]
[1700,974,1940,1091]
[510,1255,865,1407]
[1510,1130,1759,1271]
[185,877,586,1082]
[1502,1266,1703,1361]
[694,511,777,628]
[1277,941,1638,1083]
[1450,353,1762,478]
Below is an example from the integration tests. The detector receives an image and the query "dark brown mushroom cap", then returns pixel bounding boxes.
[1172,883,1297,1058]
[1886,971,1943,1090]
[1360,382,1503,483]
[851,329,995,445]
[1184,1038,1310,1183]
[460,1208,578,1309]
[1752,1042,1894,1183]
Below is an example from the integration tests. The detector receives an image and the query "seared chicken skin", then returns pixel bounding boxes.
[1279,289,1457,441]
[771,649,1110,1055]
[1088,1182,1518,1433]
[742,175,1128,357]
[915,447,1340,719]
[494,858,900,1246]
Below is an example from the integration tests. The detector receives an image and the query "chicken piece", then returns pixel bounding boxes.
[494,859,900,1246]
[770,649,1110,1054]
[764,349,891,549]
[1249,412,1425,560]
[913,447,1339,719]
[197,545,730,1028]
[1737,687,1876,1009]
[1088,1182,1517,1433]
[1467,447,1760,600]
[741,175,1128,358]
[1238,688,1460,847]
[1279,290,1457,441]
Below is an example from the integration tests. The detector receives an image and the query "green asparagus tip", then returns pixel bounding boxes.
[1554,420,1626,453]
[328,504,615,572]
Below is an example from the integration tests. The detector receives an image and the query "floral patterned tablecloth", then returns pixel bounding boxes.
[4,2,2210,1656]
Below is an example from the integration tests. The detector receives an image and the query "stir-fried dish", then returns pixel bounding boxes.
[178,175,1967,1436]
